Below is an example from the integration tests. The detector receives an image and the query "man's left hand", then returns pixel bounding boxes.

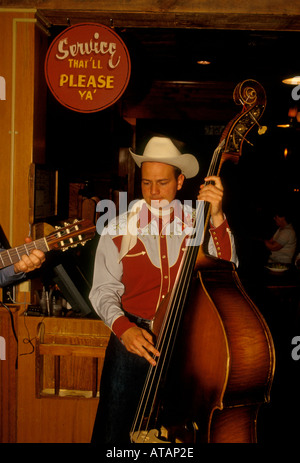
[14,237,46,274]
[198,175,225,227]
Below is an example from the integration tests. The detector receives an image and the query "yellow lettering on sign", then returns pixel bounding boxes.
[59,74,115,89]
[69,75,77,87]
[78,75,86,87]
[92,59,103,69]
[87,75,96,88]
[106,76,114,89]
[59,74,68,86]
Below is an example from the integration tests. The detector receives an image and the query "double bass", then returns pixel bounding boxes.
[130,79,275,443]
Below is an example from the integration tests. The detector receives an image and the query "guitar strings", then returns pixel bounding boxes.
[0,221,94,269]
[0,239,48,268]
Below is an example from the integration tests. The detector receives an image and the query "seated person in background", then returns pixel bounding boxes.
[0,237,45,288]
[264,208,297,265]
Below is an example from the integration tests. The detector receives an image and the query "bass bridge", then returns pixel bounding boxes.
[131,422,198,443]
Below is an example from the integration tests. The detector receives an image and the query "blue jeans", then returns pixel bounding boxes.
[91,333,149,444]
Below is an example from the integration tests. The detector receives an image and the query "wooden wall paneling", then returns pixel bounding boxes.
[0,305,19,443]
[0,11,37,248]
[33,21,48,165]
[13,17,36,246]
[0,13,15,242]
[0,10,49,306]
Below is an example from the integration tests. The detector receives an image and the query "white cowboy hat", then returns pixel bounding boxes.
[129,136,199,178]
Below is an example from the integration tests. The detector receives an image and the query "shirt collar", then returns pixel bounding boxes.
[137,200,194,233]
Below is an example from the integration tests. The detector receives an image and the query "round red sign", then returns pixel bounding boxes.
[45,23,131,113]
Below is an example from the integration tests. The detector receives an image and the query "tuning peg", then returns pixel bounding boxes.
[258,125,267,135]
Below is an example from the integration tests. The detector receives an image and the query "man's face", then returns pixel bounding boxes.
[274,215,285,228]
[141,162,185,208]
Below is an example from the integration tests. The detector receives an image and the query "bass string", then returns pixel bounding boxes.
[207,141,224,179]
[202,141,225,232]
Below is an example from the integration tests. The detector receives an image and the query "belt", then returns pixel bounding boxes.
[124,310,153,332]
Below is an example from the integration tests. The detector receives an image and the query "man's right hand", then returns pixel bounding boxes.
[121,326,160,366]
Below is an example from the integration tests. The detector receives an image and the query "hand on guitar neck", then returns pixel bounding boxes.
[13,237,45,275]
[0,220,95,274]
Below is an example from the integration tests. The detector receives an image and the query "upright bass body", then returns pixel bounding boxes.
[169,249,275,443]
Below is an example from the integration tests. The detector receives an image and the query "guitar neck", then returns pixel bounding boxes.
[0,238,49,270]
